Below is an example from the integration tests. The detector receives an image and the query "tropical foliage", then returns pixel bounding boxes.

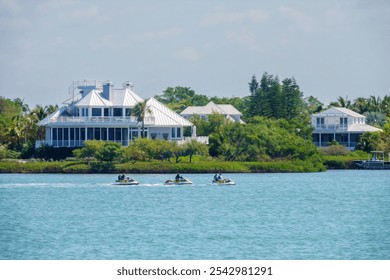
[0,71,389,169]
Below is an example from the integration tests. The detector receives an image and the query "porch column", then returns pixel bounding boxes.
[192,125,197,137]
[319,132,321,147]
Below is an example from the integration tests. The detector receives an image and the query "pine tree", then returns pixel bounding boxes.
[282,77,303,119]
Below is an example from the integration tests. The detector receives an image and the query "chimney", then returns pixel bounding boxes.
[122,81,134,91]
[102,81,114,100]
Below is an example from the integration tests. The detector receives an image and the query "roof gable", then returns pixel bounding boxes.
[180,101,242,115]
[146,97,193,126]
[111,88,144,106]
[74,90,113,107]
[314,107,365,118]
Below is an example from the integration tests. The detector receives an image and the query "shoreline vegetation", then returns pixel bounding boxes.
[2,73,389,174]
[0,156,364,174]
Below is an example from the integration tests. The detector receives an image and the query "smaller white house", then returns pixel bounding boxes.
[311,107,382,150]
[180,101,244,123]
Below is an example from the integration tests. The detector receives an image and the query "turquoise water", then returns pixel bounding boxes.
[0,171,389,260]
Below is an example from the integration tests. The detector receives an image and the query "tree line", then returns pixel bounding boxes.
[1,72,389,161]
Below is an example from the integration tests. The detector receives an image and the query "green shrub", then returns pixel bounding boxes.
[320,145,350,156]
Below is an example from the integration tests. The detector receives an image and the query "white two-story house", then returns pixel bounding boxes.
[37,80,195,147]
[311,107,381,150]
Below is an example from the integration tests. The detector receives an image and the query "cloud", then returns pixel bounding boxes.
[201,7,269,27]
[174,47,201,61]
[0,0,22,14]
[68,4,99,20]
[279,5,315,32]
[143,27,182,40]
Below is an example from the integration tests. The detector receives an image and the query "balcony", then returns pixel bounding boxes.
[314,124,348,132]
[47,116,156,125]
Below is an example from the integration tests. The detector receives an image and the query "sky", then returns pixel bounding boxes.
[0,0,389,108]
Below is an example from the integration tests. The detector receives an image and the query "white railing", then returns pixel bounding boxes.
[315,124,348,131]
[49,116,155,124]
[177,136,209,145]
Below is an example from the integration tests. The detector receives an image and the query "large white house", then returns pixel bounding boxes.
[37,80,195,147]
[180,101,244,123]
[311,107,382,150]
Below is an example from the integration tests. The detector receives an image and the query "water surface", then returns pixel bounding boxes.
[0,171,389,259]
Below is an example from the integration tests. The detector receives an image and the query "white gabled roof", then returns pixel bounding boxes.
[74,90,113,107]
[180,101,242,116]
[38,107,64,126]
[111,88,144,106]
[348,124,382,133]
[314,107,365,118]
[146,97,193,127]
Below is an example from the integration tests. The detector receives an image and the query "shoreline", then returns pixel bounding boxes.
[0,159,327,174]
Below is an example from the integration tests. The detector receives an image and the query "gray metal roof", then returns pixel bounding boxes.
[347,123,382,132]
[313,107,365,118]
[180,101,242,116]
[146,97,193,127]
[74,90,113,107]
[111,88,144,106]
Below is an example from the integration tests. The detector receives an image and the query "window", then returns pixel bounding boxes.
[340,117,348,128]
[109,128,114,140]
[113,108,123,117]
[80,128,85,140]
[94,128,101,140]
[316,117,324,128]
[125,108,131,117]
[130,127,138,140]
[115,128,121,141]
[87,128,93,140]
[104,108,109,116]
[101,128,107,140]
[82,108,89,117]
[171,127,182,139]
[92,108,101,116]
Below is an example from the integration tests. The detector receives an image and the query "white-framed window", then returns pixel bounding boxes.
[171,127,182,139]
[92,108,101,116]
[340,117,348,128]
[81,108,89,117]
[316,117,324,128]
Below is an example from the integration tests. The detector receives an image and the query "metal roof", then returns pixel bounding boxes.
[111,88,144,106]
[180,101,242,116]
[74,90,113,107]
[146,97,193,127]
[347,124,382,133]
[313,107,365,118]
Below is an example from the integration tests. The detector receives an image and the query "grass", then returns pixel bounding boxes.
[0,158,325,173]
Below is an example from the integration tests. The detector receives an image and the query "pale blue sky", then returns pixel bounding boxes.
[0,0,389,107]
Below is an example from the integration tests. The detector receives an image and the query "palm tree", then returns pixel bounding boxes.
[368,95,382,112]
[133,100,152,138]
[353,97,369,114]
